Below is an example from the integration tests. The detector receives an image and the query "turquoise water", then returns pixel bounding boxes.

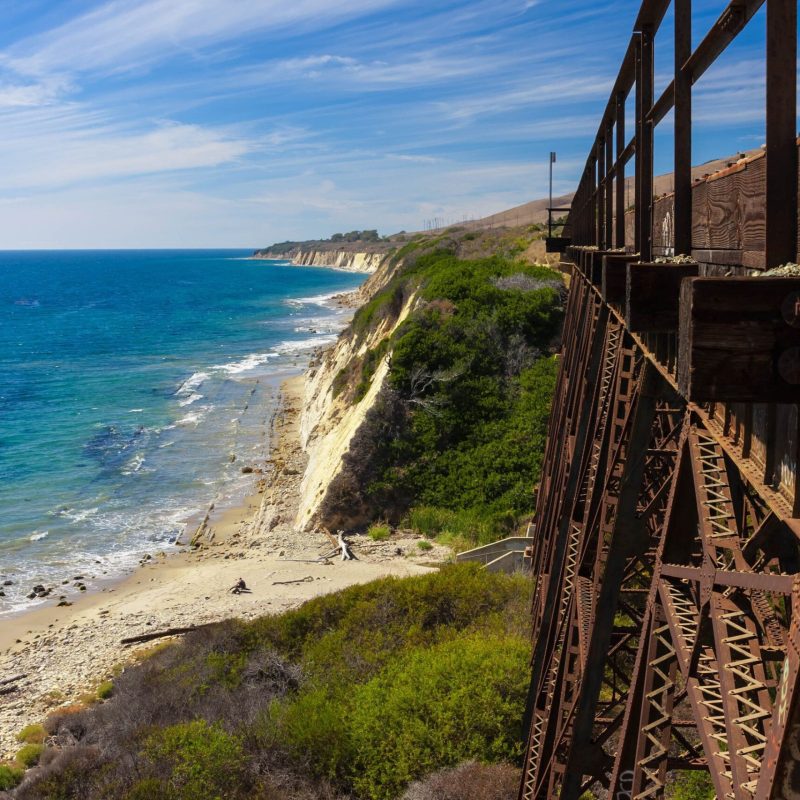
[0,250,365,613]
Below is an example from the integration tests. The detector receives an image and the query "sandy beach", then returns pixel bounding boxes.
[0,371,448,758]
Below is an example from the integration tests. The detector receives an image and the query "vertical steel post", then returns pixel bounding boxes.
[605,120,614,249]
[674,0,692,257]
[597,139,606,248]
[587,155,597,244]
[765,0,798,268]
[616,91,626,249]
[638,26,654,262]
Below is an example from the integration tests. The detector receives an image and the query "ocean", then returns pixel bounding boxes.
[0,250,365,615]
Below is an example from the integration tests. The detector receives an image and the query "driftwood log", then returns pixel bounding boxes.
[120,625,207,646]
[337,531,355,561]
[272,576,314,586]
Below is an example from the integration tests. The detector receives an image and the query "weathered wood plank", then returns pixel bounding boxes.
[626,261,699,332]
[691,179,710,249]
[678,277,800,401]
[652,194,675,255]
[737,156,767,253]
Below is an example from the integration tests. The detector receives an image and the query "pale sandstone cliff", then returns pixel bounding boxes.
[292,254,413,530]
[254,250,387,273]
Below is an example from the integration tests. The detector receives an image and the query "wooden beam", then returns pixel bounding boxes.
[678,277,800,401]
[627,262,699,332]
[602,254,637,307]
[588,249,619,286]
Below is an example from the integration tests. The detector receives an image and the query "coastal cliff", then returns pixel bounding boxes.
[254,249,386,273]
[253,231,401,274]
[296,273,413,529]
[284,225,565,537]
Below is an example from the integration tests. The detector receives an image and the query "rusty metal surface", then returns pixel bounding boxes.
[522,2,800,796]
[520,268,800,798]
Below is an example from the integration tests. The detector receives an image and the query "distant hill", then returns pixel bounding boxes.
[452,147,764,231]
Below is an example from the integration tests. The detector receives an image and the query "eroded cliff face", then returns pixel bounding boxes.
[254,250,386,273]
[293,254,413,530]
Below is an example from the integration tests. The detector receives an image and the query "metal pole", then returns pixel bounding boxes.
[765,0,798,268]
[549,151,556,238]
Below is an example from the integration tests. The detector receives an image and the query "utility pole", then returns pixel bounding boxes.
[548,151,557,238]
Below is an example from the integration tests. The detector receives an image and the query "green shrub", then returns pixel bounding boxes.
[97,680,114,700]
[21,566,533,800]
[273,689,352,780]
[142,720,245,800]
[669,771,716,800]
[323,247,563,535]
[367,523,391,541]
[248,564,530,686]
[406,506,455,537]
[16,742,45,767]
[126,777,176,800]
[16,722,46,744]
[0,764,25,790]
[407,505,517,549]
[347,633,531,799]
[417,540,433,552]
[355,339,390,401]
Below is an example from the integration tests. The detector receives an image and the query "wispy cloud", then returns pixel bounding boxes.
[0,0,774,246]
[0,107,254,190]
[5,0,405,78]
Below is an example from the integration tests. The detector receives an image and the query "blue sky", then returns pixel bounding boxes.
[0,0,772,247]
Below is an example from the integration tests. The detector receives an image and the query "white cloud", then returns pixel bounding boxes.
[386,153,440,163]
[0,108,254,189]
[436,74,612,122]
[5,0,404,78]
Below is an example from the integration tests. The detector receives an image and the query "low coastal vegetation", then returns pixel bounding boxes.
[322,233,564,548]
[253,229,406,258]
[7,565,531,800]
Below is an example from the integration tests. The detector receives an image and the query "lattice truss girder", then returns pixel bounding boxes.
[519,276,800,800]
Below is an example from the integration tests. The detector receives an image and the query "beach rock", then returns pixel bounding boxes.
[0,591,5,597]
[2,580,12,586]
[241,466,253,474]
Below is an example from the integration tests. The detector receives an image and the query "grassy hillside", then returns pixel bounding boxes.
[322,232,565,547]
[7,565,532,800]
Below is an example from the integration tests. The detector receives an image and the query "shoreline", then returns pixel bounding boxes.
[0,281,358,622]
[0,311,447,759]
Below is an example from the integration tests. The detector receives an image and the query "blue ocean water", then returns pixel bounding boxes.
[0,250,365,614]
